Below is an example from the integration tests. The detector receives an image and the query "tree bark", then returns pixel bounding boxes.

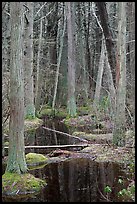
[113,2,127,146]
[52,14,67,110]
[24,2,35,118]
[66,2,77,117]
[35,18,43,112]
[6,2,27,173]
[96,2,117,86]
[93,38,105,107]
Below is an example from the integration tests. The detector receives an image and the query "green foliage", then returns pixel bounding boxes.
[25,114,36,120]
[104,185,112,193]
[99,96,110,112]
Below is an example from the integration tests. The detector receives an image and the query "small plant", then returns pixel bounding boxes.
[104,185,112,193]
[118,178,123,184]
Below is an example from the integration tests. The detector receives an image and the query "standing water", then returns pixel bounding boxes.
[2,118,134,202]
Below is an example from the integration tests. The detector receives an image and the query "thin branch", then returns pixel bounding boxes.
[34,2,47,19]
[42,126,89,143]
[5,144,89,149]
[34,8,54,23]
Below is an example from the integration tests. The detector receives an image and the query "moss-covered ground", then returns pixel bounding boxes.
[2,172,46,196]
[26,153,48,167]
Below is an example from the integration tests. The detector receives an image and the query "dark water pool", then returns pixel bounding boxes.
[3,158,133,202]
[3,118,134,202]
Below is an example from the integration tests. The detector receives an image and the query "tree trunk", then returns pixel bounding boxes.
[96,2,117,86]
[24,2,35,118]
[52,14,67,110]
[6,2,27,174]
[35,18,43,112]
[113,2,127,146]
[93,38,105,107]
[66,2,77,117]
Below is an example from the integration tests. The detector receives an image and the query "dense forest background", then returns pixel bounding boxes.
[2,2,135,147]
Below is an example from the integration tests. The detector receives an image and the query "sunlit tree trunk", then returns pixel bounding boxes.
[66,2,77,117]
[113,2,127,146]
[6,2,27,174]
[24,2,35,118]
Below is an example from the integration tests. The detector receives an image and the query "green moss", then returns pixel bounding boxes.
[24,117,43,131]
[37,107,68,118]
[77,106,91,116]
[28,163,47,170]
[2,172,46,195]
[26,153,48,166]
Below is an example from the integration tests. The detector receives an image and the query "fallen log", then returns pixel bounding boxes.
[4,144,89,149]
[42,126,88,143]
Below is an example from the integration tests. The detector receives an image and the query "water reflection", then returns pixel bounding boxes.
[24,158,130,202]
[24,118,80,154]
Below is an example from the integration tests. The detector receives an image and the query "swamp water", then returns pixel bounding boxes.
[2,118,133,202]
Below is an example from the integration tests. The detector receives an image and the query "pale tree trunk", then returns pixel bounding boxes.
[93,38,105,107]
[24,2,35,118]
[113,2,127,146]
[66,2,77,117]
[6,2,27,173]
[35,18,43,112]
[105,43,116,120]
[57,16,68,106]
[77,2,88,101]
[52,14,67,110]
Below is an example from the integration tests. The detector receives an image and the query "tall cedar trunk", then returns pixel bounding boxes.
[77,2,88,102]
[6,2,27,174]
[47,2,58,106]
[57,21,68,106]
[105,42,116,120]
[113,2,127,146]
[35,18,43,112]
[83,3,93,99]
[52,13,67,110]
[66,2,77,117]
[93,38,105,107]
[24,2,35,118]
[96,2,117,86]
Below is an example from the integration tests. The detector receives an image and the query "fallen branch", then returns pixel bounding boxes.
[4,144,89,149]
[42,126,89,143]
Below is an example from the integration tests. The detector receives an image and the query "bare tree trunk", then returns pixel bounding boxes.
[105,43,116,120]
[35,18,43,112]
[113,2,127,146]
[24,2,35,118]
[66,2,77,117]
[93,38,105,107]
[96,2,117,85]
[52,14,67,110]
[6,2,27,173]
[57,5,68,107]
